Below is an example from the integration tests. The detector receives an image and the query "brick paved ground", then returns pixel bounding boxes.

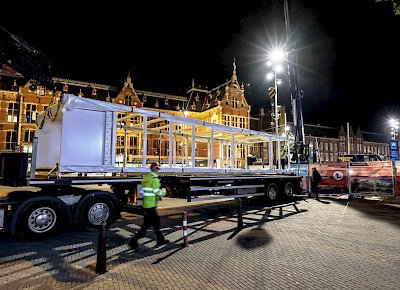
[0,196,399,290]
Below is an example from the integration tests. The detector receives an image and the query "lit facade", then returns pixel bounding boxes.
[0,64,390,165]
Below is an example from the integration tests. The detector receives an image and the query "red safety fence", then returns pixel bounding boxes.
[394,161,400,199]
[309,161,395,198]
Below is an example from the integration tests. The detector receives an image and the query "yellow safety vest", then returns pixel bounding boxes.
[141,171,165,208]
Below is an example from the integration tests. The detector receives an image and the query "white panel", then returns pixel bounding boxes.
[60,109,106,166]
[104,111,113,166]
[35,116,63,168]
[59,165,121,172]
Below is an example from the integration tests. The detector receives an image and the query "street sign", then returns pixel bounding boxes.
[389,140,399,161]
[268,87,276,99]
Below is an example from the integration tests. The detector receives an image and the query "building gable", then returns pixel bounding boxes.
[114,72,142,108]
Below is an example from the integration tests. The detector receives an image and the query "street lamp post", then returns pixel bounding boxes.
[273,73,280,137]
[267,74,280,135]
[269,74,281,169]
[267,51,285,168]
[389,118,399,140]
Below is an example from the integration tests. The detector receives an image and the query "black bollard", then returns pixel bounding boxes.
[237,198,243,230]
[96,221,107,274]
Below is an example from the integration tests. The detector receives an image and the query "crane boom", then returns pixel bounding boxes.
[283,0,309,163]
[0,26,54,89]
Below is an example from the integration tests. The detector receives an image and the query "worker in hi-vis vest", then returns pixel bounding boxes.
[280,145,287,169]
[128,162,169,250]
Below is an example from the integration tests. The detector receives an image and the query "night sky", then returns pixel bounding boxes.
[2,1,399,134]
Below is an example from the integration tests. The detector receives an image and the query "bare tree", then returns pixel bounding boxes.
[376,0,400,15]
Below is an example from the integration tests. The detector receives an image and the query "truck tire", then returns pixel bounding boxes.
[283,182,294,198]
[265,183,278,201]
[80,196,116,229]
[17,200,66,240]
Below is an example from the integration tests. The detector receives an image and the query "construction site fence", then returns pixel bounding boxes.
[290,161,400,199]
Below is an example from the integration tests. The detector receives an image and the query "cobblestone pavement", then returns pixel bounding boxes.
[0,196,399,290]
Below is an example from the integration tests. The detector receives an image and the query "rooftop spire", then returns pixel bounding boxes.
[124,71,133,88]
[232,58,238,83]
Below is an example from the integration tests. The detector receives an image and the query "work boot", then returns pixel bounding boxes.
[128,239,139,251]
[155,239,169,248]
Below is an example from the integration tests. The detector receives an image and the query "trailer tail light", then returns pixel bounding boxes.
[126,188,139,206]
[126,194,137,205]
[133,191,137,205]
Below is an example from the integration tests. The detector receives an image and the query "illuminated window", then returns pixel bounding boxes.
[6,131,17,150]
[117,135,124,147]
[117,113,126,125]
[25,104,37,123]
[24,130,35,142]
[7,102,19,122]
[232,98,239,108]
[36,86,45,96]
[125,95,133,106]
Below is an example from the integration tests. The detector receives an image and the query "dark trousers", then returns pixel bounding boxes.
[312,183,320,200]
[131,207,166,243]
[281,158,286,169]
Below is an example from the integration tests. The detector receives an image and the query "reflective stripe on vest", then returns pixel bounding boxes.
[142,187,161,196]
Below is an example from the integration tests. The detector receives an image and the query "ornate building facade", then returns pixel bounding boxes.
[251,112,390,162]
[0,62,257,167]
[0,62,390,165]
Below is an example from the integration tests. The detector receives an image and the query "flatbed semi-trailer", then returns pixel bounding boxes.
[0,94,303,240]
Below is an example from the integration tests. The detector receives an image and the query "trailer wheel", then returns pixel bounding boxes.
[283,182,294,198]
[18,201,64,240]
[81,196,115,229]
[265,183,278,201]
